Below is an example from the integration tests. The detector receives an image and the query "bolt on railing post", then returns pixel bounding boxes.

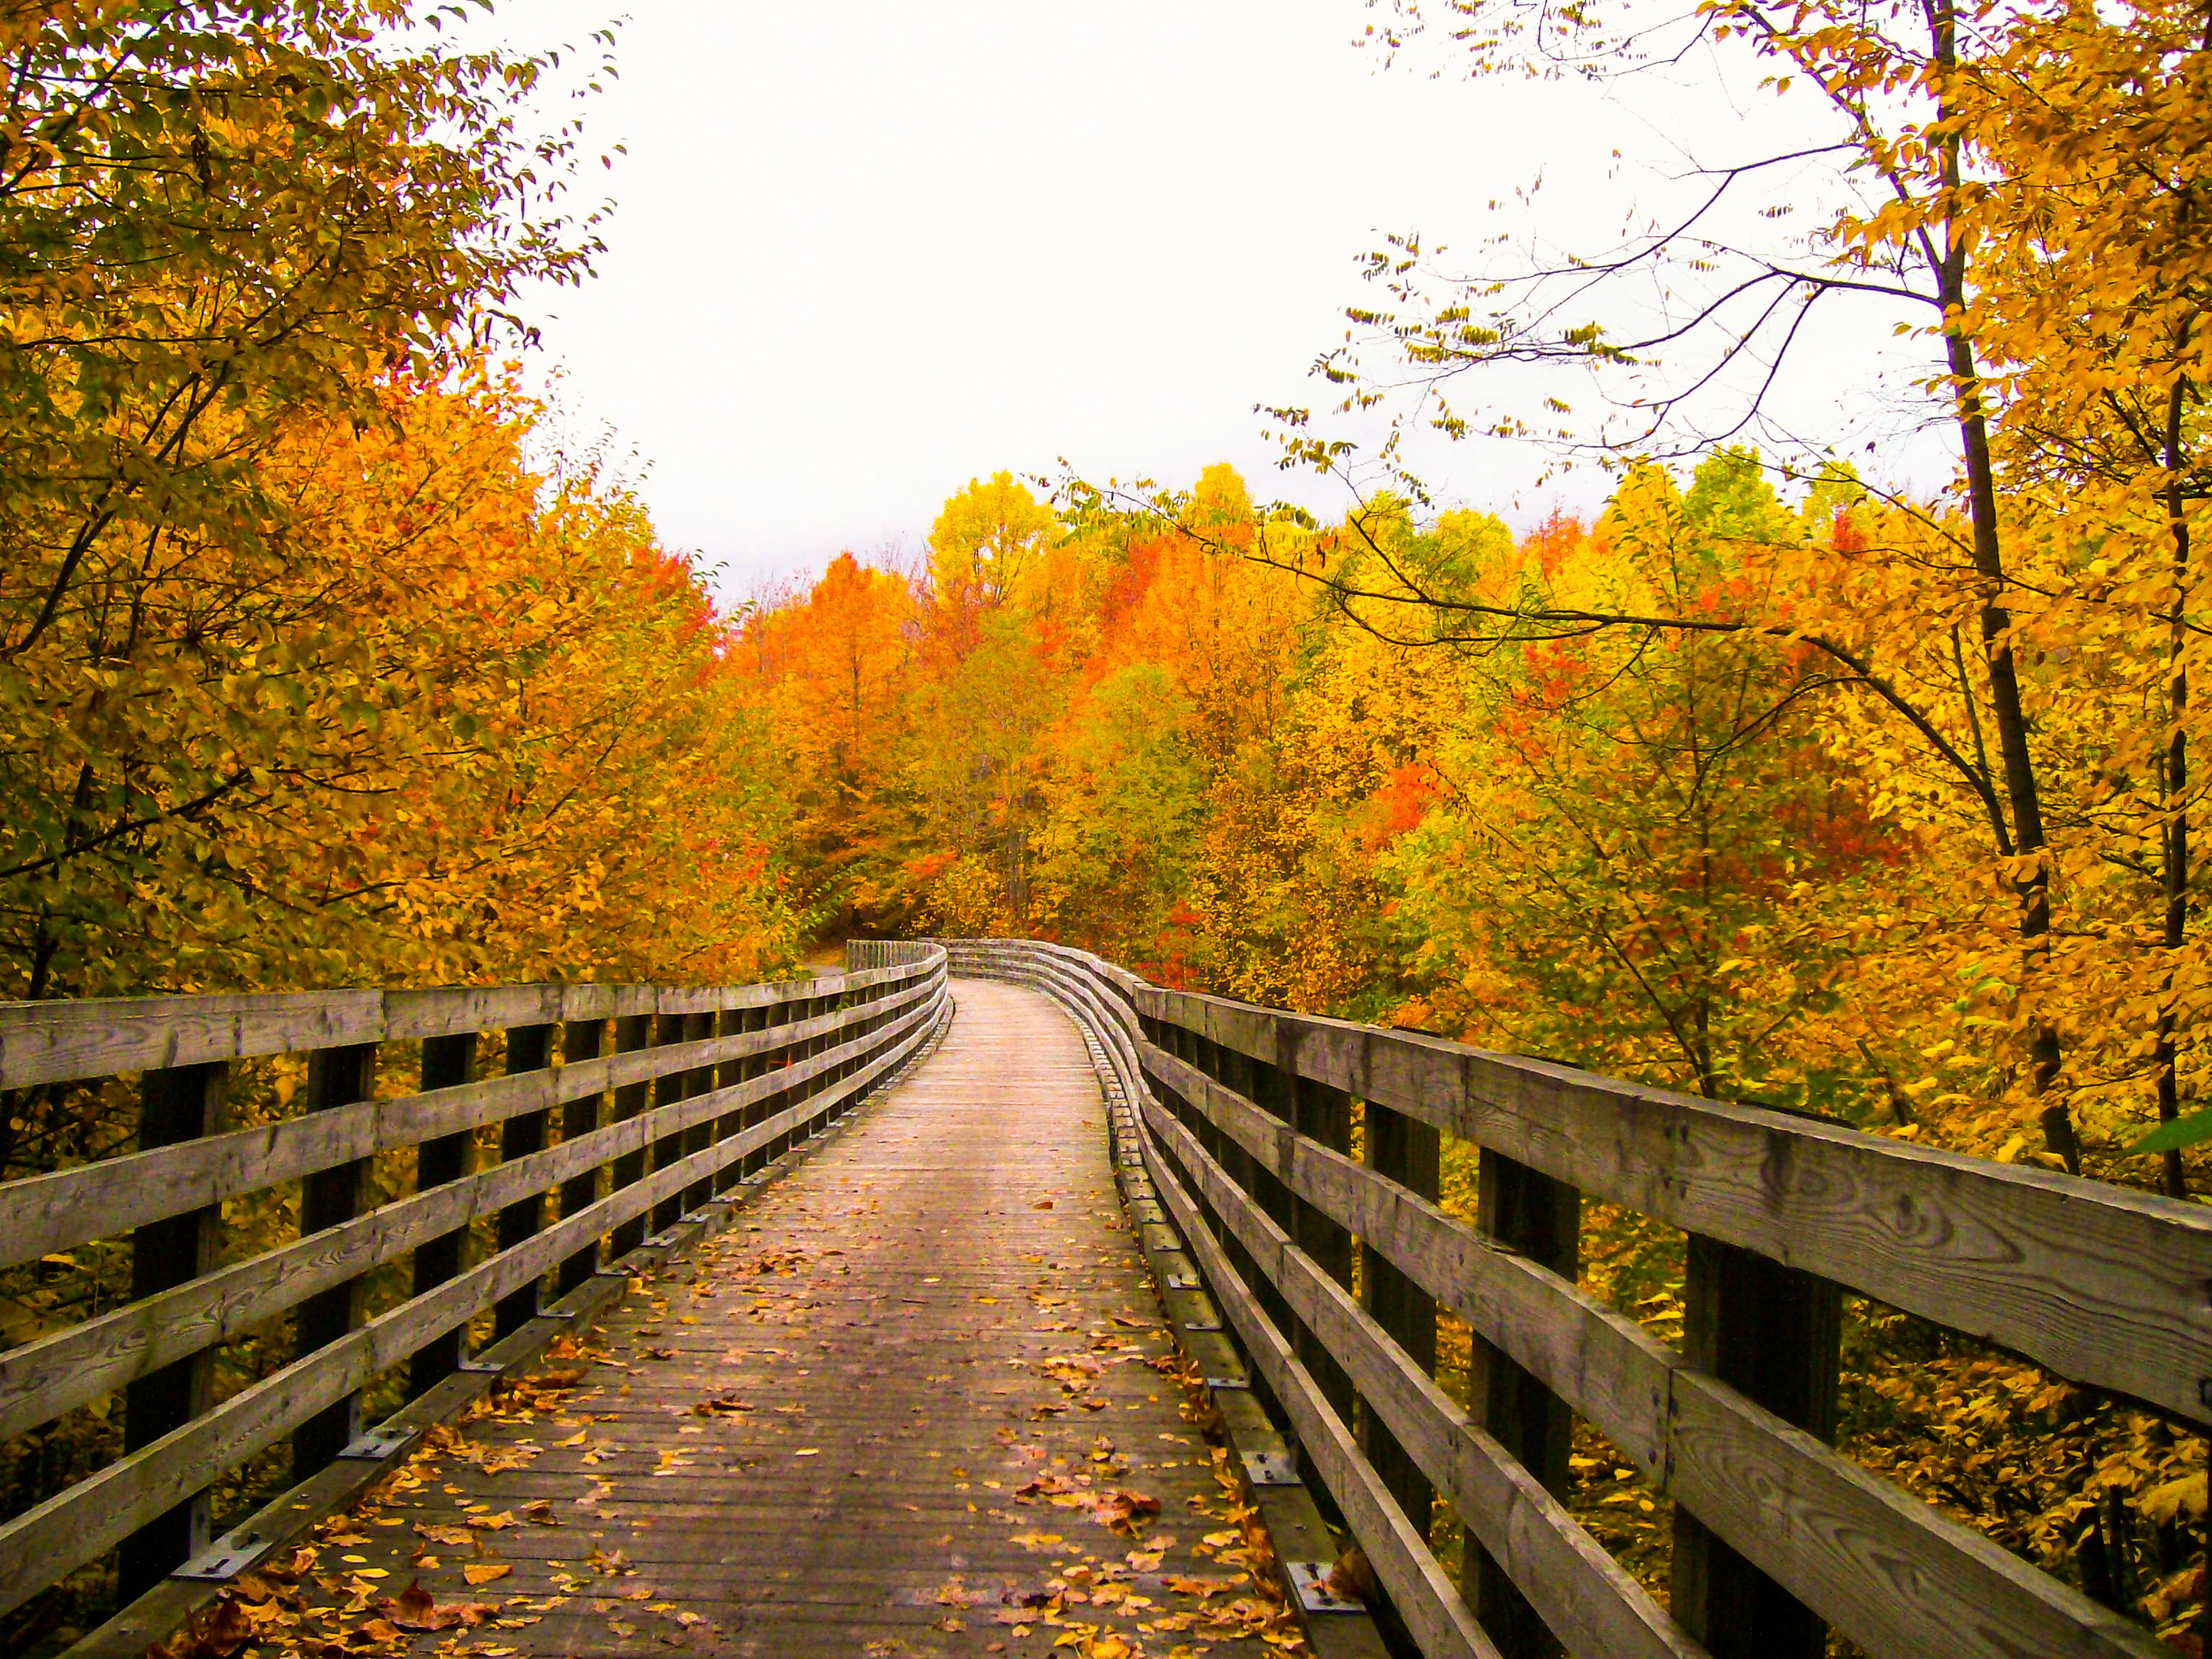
[118,1060,226,1601]
[493,1023,557,1338]
[1361,1096,1440,1538]
[1469,1150,1580,1657]
[293,1041,378,1481]
[557,1015,607,1297]
[1672,1235,1842,1659]
[407,1033,478,1398]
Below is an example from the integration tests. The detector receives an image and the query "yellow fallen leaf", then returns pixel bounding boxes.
[464,1563,512,1586]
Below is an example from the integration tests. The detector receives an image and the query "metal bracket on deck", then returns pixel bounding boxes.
[457,1357,506,1375]
[1286,1561,1364,1615]
[335,1425,419,1461]
[1202,1374,1250,1392]
[1242,1448,1299,1486]
[173,1527,275,1583]
[1182,1316,1223,1333]
[1164,1271,1199,1291]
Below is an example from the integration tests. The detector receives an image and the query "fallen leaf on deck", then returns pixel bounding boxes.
[464,1563,512,1586]
[1094,1489,1162,1534]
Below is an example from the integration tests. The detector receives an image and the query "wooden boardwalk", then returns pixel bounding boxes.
[301,981,1299,1657]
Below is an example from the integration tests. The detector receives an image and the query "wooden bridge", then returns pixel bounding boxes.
[3,940,2208,1659]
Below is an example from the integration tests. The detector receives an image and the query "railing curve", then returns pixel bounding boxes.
[926,934,2200,1659]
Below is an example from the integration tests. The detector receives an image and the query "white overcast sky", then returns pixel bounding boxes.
[478,2,1931,595]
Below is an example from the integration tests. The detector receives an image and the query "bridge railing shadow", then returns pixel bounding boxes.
[0,944,950,1641]
[926,934,2198,1659]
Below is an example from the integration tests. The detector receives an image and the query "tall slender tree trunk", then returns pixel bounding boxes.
[1931,0,2074,1169]
[2154,325,2195,1199]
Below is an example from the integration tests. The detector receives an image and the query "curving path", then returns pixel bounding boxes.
[310,980,1295,1657]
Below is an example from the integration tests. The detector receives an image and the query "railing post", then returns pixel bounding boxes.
[739,1001,772,1176]
[293,1041,378,1480]
[682,1008,717,1210]
[557,1015,607,1297]
[713,1003,744,1194]
[1292,1071,1358,1427]
[1671,1234,1842,1659]
[493,1023,557,1338]
[118,1061,225,1601]
[1361,1097,1440,1536]
[1225,1042,1300,1360]
[608,1011,655,1259]
[648,1011,691,1234]
[407,1033,477,1398]
[1469,1151,1580,1657]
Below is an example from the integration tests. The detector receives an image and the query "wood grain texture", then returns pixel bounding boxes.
[1141,1082,1698,1659]
[0,977,941,1272]
[1139,1091,1498,1659]
[1133,981,2212,1429]
[0,955,942,1093]
[1138,1033,2170,1659]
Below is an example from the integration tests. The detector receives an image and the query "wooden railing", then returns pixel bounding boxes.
[0,944,949,1628]
[933,936,2207,1659]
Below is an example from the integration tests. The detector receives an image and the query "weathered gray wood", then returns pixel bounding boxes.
[607,1010,656,1260]
[1295,1073,1361,1432]
[0,983,946,1624]
[1471,1151,1579,1658]
[1364,1094,1440,1544]
[0,985,942,1449]
[117,1061,225,1602]
[1143,1084,1700,1659]
[680,1010,716,1213]
[1138,983,2212,1430]
[556,1016,606,1295]
[1672,1235,1842,1659]
[292,1042,376,1480]
[493,1024,557,1338]
[0,975,940,1275]
[1140,1091,1498,1659]
[0,959,938,1095]
[406,1032,476,1398]
[0,990,386,1092]
[710,1004,743,1194]
[648,1011,691,1234]
[1138,1036,2167,1659]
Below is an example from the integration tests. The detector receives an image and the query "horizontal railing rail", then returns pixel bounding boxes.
[927,935,2196,1659]
[0,944,949,1626]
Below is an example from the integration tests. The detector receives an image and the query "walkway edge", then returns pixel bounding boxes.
[991,972,1391,1659]
[64,998,954,1659]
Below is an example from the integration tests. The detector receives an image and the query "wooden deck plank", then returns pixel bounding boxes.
[309,981,1299,1658]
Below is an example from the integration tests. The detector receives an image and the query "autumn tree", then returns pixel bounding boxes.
[1240,0,2212,1165]
[1392,459,1893,1103]
[0,0,608,999]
